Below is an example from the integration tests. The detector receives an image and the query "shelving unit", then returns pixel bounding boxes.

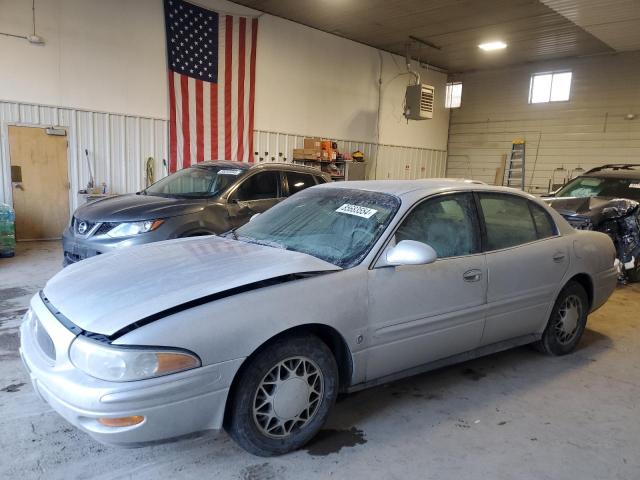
[292,159,365,181]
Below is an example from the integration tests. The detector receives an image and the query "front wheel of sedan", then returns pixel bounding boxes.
[535,281,589,356]
[225,334,338,456]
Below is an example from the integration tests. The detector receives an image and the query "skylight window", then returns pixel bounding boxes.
[445,82,462,108]
[529,71,572,103]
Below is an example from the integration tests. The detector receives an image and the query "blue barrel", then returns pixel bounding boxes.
[0,203,16,258]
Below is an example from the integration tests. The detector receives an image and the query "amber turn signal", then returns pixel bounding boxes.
[98,416,145,427]
[156,352,200,374]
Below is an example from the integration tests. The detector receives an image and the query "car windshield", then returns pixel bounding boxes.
[556,176,640,201]
[145,165,245,197]
[233,188,400,268]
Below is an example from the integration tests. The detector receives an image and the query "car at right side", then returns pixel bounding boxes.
[545,164,640,282]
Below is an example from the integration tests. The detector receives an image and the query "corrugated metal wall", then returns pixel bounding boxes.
[0,102,447,216]
[253,129,447,181]
[0,100,169,213]
[447,52,640,193]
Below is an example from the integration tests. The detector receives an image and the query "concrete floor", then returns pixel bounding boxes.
[1,241,639,480]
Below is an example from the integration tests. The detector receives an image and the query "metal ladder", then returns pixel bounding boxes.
[504,140,526,190]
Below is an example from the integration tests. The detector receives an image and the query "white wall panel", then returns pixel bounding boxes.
[0,100,168,214]
[253,129,446,181]
[446,52,640,193]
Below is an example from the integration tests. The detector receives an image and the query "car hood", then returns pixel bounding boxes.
[546,196,639,224]
[43,236,341,336]
[74,194,208,222]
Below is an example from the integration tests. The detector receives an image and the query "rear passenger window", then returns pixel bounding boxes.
[479,194,538,250]
[395,193,480,258]
[235,171,280,201]
[286,172,315,195]
[529,203,556,239]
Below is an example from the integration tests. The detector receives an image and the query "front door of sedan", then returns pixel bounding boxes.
[226,170,283,229]
[365,192,487,381]
[477,193,570,345]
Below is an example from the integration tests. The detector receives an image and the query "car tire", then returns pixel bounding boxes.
[535,281,589,356]
[225,334,338,456]
[626,266,640,283]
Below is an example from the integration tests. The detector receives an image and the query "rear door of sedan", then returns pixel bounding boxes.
[477,192,570,345]
[366,192,487,380]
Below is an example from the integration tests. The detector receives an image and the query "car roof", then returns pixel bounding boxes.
[193,160,328,176]
[584,171,640,180]
[313,178,489,196]
[197,160,251,170]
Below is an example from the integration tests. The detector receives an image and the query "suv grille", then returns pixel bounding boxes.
[33,315,56,361]
[565,216,593,230]
[94,222,118,236]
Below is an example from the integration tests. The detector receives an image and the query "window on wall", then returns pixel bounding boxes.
[529,71,572,103]
[445,82,463,108]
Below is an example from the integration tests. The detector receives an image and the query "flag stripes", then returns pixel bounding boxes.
[164,0,257,172]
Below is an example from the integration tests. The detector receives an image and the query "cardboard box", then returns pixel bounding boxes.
[293,148,305,159]
[304,137,322,149]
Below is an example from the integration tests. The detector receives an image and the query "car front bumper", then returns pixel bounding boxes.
[19,294,243,447]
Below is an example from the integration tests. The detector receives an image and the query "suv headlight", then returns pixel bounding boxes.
[107,220,164,238]
[69,336,200,382]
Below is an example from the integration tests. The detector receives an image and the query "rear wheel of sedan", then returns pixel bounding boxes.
[535,281,589,356]
[225,334,338,456]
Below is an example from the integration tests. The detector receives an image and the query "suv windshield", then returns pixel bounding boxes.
[145,165,245,197]
[233,188,400,268]
[556,176,640,201]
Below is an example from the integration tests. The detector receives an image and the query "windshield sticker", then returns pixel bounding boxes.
[629,183,640,189]
[335,203,378,219]
[218,169,243,175]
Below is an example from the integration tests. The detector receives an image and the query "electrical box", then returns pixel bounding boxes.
[404,84,435,120]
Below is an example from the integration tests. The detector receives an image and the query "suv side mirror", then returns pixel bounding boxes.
[383,240,438,267]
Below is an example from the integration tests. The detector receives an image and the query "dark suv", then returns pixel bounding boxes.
[63,161,331,265]
[546,164,640,281]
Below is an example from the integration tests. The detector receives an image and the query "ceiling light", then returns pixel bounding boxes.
[479,41,507,51]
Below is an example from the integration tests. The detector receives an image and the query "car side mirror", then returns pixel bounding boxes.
[249,212,261,222]
[383,240,438,267]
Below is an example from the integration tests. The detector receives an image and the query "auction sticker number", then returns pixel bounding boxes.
[336,204,378,219]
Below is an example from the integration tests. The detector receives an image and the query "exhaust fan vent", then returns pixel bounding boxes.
[404,84,435,120]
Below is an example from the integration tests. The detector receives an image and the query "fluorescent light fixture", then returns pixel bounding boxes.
[479,41,507,51]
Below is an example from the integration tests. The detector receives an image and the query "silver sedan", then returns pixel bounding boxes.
[20,179,618,456]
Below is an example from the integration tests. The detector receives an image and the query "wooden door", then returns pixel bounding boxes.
[8,126,70,240]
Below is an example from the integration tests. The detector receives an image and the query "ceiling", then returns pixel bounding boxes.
[232,0,640,72]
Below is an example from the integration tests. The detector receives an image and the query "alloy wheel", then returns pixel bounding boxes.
[252,356,324,438]
[554,294,582,345]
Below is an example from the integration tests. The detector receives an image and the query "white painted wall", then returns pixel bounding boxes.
[0,0,449,151]
[447,52,640,192]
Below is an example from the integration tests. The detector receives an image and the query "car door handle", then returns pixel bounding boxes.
[552,252,566,263]
[463,269,483,282]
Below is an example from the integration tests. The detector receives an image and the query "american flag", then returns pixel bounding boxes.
[164,0,258,172]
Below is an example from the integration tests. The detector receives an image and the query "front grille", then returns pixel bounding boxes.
[33,315,56,361]
[94,222,118,236]
[565,216,593,230]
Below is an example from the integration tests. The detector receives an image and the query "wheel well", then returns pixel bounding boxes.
[568,273,594,310]
[222,324,353,427]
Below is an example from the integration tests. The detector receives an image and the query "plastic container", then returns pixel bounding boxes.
[0,203,16,258]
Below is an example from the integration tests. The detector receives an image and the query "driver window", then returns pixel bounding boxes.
[234,171,280,201]
[395,193,480,258]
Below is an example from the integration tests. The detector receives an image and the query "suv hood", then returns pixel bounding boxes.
[546,196,639,224]
[74,194,208,222]
[42,236,341,336]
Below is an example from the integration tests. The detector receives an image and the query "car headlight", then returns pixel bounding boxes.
[107,220,164,238]
[69,336,200,382]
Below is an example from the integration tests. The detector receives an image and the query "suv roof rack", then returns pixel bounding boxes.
[585,164,640,174]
